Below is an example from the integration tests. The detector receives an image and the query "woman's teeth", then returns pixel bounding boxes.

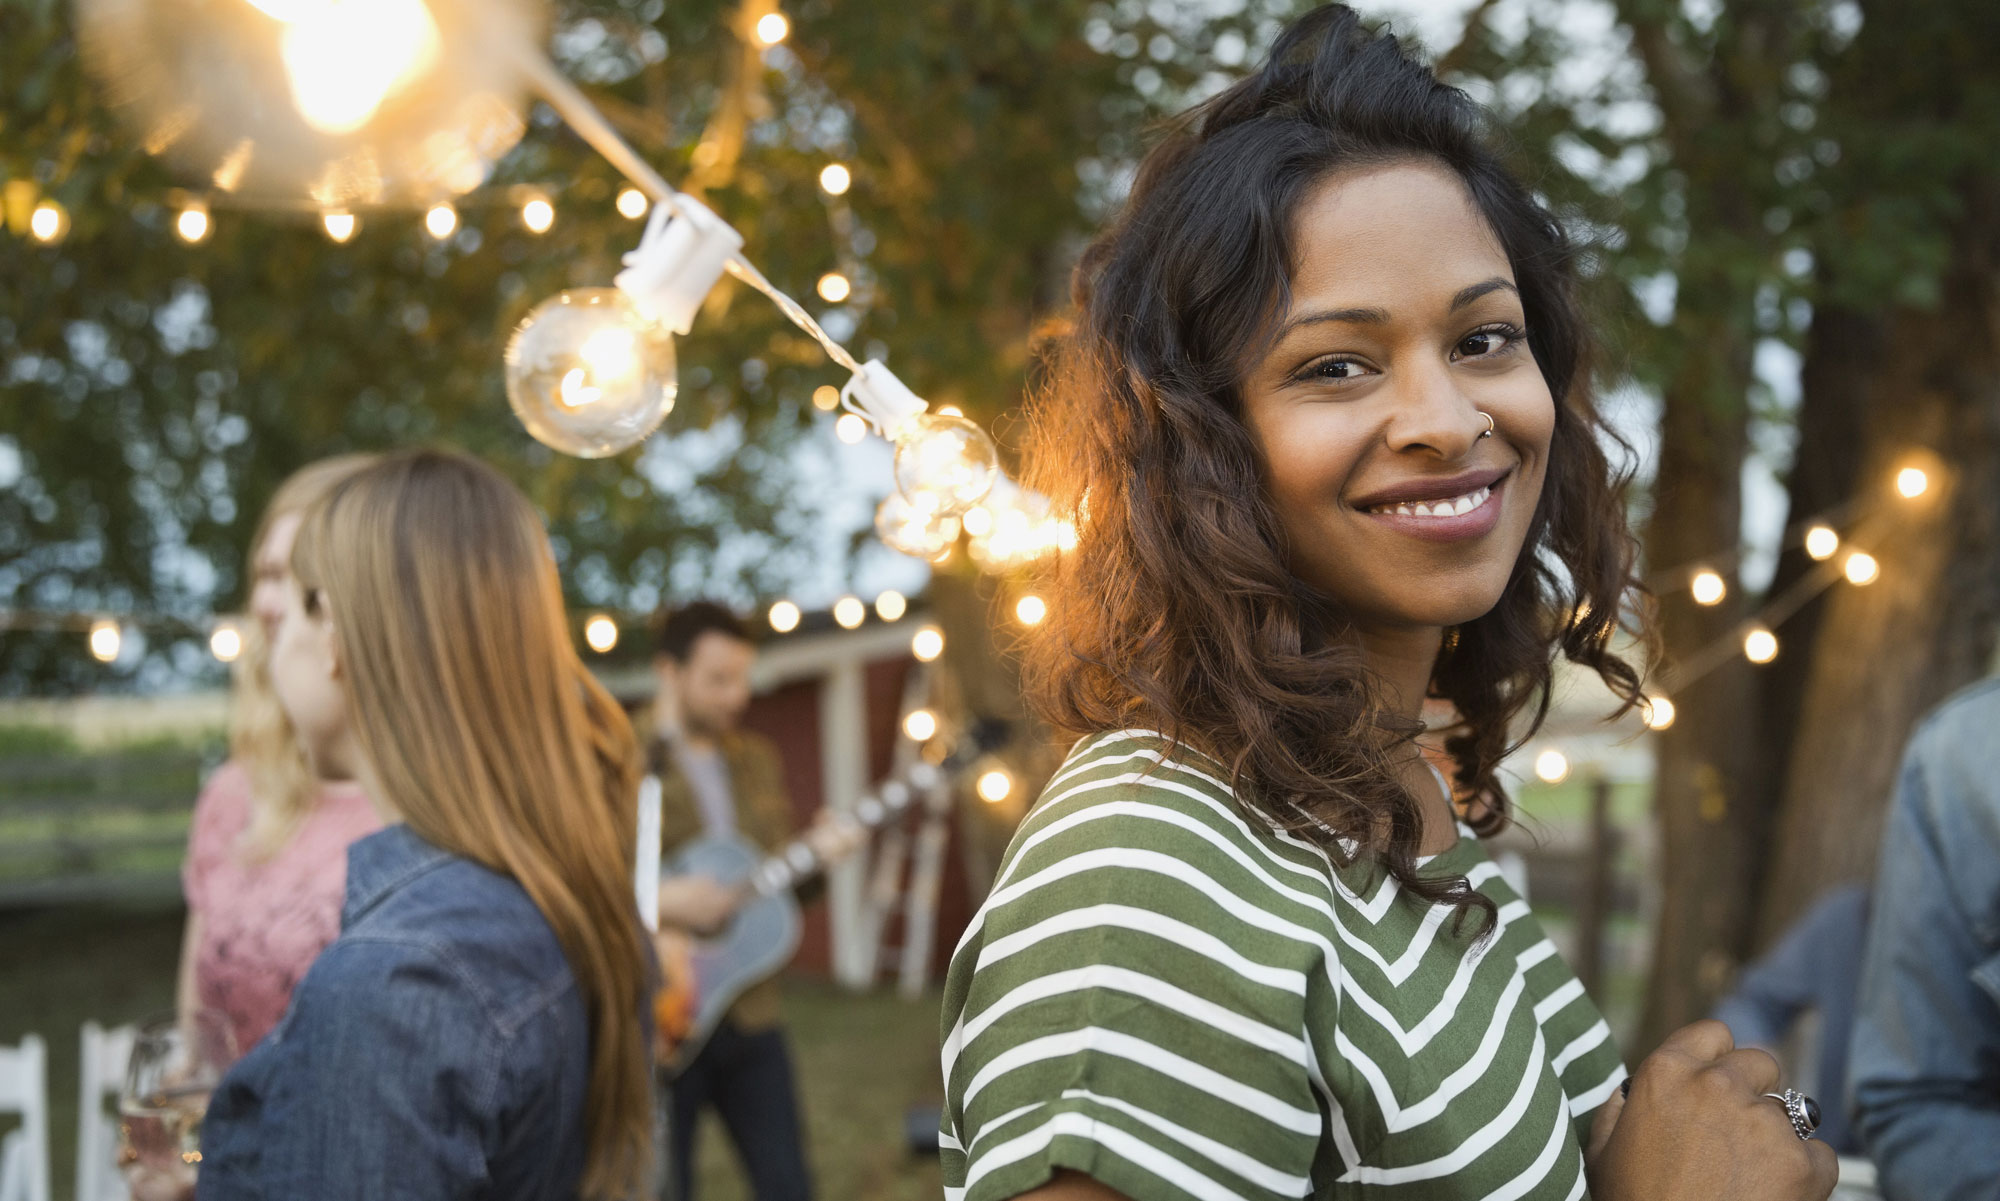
[1368,485,1492,519]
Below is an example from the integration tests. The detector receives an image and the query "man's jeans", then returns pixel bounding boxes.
[666,1020,812,1201]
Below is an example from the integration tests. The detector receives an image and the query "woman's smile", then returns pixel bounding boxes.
[1348,464,1513,543]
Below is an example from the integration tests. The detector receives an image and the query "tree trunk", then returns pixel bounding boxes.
[1636,314,1762,1050]
[1757,181,2000,942]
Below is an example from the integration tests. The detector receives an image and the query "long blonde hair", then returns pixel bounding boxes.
[229,453,378,859]
[291,449,652,1199]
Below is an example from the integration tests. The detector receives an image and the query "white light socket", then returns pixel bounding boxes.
[614,196,745,335]
[840,359,929,436]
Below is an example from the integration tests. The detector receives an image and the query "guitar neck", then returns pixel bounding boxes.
[747,759,947,896]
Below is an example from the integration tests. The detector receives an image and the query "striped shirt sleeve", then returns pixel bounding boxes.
[940,753,1327,1201]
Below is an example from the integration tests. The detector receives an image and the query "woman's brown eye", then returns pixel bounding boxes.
[1461,332,1504,356]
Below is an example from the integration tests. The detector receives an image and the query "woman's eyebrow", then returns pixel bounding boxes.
[1274,277,1521,343]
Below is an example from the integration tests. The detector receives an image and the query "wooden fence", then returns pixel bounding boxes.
[0,744,215,906]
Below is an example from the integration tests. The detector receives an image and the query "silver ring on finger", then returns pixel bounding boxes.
[1762,1088,1822,1141]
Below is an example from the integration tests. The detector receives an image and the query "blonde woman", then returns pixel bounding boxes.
[197,449,654,1201]
[177,454,381,1057]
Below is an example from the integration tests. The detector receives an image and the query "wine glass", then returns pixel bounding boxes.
[117,1012,236,1201]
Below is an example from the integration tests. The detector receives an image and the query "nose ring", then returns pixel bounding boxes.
[1477,411,1495,440]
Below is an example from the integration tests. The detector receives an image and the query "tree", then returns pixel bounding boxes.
[0,0,1296,693]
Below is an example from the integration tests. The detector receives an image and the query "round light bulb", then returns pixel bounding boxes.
[835,413,869,444]
[875,590,907,622]
[812,385,841,412]
[1643,695,1676,731]
[424,203,457,239]
[504,288,678,459]
[960,506,993,538]
[209,623,243,663]
[1015,594,1047,626]
[1895,467,1929,499]
[819,163,851,196]
[875,493,961,559]
[817,272,851,303]
[583,614,619,653]
[176,204,211,243]
[903,708,938,742]
[1533,748,1570,784]
[754,11,789,44]
[976,768,1014,803]
[768,601,801,633]
[833,595,866,629]
[1804,525,1839,561]
[88,620,123,663]
[1744,627,1779,664]
[322,210,357,242]
[521,196,554,233]
[616,187,649,220]
[892,412,999,518]
[1844,551,1880,586]
[29,201,65,243]
[1690,569,1727,606]
[911,625,944,663]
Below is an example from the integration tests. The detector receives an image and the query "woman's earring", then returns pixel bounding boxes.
[1477,411,1496,439]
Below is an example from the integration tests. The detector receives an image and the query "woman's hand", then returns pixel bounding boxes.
[1586,1020,1837,1201]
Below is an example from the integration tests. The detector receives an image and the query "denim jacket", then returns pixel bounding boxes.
[1849,678,2000,1201]
[198,824,594,1201]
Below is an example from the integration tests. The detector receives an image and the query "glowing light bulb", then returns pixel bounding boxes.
[903,708,938,742]
[209,623,243,663]
[768,601,801,633]
[875,494,961,559]
[29,202,64,242]
[88,620,123,663]
[1844,551,1880,586]
[875,590,907,622]
[1015,594,1047,626]
[521,196,554,233]
[1804,525,1838,561]
[584,614,618,653]
[1896,467,1930,499]
[504,288,677,458]
[817,272,851,303]
[1690,569,1727,606]
[1642,695,1676,731]
[754,11,789,44]
[616,188,649,220]
[1744,627,1779,664]
[1533,748,1570,784]
[892,412,999,518]
[835,413,869,444]
[961,506,993,538]
[977,768,1014,803]
[277,0,441,135]
[935,404,963,417]
[912,625,944,662]
[322,210,357,242]
[818,163,851,196]
[424,203,457,239]
[176,203,211,243]
[812,385,841,412]
[833,595,866,629]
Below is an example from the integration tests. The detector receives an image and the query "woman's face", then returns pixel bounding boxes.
[1240,160,1555,633]
[269,578,353,778]
[250,513,304,637]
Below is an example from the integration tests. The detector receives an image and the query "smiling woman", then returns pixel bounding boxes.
[940,6,1838,1201]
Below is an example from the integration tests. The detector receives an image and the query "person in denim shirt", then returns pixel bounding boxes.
[197,450,656,1201]
[199,824,593,1198]
[1849,678,2000,1200]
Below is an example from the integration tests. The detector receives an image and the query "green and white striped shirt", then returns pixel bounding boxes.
[940,731,1625,1200]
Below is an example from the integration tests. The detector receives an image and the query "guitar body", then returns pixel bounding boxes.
[654,834,803,1074]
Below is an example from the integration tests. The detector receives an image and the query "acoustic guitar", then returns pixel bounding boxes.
[651,757,950,1073]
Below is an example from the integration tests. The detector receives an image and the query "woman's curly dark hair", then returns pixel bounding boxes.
[1018,4,1649,929]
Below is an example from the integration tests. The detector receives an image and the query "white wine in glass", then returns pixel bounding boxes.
[118,1012,235,1201]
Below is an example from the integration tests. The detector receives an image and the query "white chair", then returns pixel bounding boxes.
[76,1024,136,1201]
[0,1034,52,1201]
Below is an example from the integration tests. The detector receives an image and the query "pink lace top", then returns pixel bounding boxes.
[181,761,382,1055]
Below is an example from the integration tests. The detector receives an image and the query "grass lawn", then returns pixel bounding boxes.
[0,900,947,1201]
